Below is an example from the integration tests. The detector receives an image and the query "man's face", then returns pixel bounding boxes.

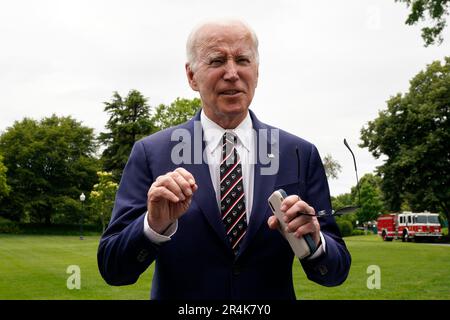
[186,24,259,128]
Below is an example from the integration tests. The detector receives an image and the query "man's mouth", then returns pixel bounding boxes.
[220,90,242,96]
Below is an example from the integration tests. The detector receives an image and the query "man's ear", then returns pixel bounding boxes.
[185,63,198,91]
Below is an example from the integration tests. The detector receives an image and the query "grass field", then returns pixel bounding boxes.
[0,234,449,299]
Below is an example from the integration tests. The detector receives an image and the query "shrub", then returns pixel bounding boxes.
[336,219,353,237]
[0,217,21,234]
[352,229,365,236]
[0,218,103,235]
[17,223,102,235]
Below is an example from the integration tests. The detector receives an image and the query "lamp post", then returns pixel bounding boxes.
[79,192,86,240]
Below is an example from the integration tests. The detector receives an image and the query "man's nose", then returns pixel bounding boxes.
[223,60,239,81]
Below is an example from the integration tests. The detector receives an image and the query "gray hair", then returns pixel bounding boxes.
[186,19,259,72]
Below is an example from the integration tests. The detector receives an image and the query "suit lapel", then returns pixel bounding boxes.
[186,160,229,248]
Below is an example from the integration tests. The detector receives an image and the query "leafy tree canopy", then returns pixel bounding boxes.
[360,57,450,222]
[0,115,99,223]
[89,171,118,232]
[332,193,355,212]
[354,174,386,223]
[396,0,450,46]
[152,97,201,131]
[98,90,155,181]
[99,92,201,182]
[322,154,342,180]
[0,154,10,200]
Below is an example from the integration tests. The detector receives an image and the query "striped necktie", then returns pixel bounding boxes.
[220,132,247,255]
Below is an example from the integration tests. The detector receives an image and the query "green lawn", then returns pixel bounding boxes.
[0,234,449,299]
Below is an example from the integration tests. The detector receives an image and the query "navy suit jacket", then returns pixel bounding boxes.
[97,110,351,300]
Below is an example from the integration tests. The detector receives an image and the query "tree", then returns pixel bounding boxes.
[99,93,201,181]
[0,115,99,223]
[332,192,358,230]
[322,154,342,180]
[360,57,450,223]
[395,0,450,46]
[0,154,10,201]
[152,97,201,131]
[98,90,155,182]
[355,174,385,223]
[334,218,354,237]
[331,193,355,212]
[89,171,118,232]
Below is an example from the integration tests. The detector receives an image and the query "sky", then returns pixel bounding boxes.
[0,0,448,196]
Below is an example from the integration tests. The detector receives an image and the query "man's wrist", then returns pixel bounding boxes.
[147,214,173,235]
[160,224,173,235]
[307,232,326,260]
[143,211,178,243]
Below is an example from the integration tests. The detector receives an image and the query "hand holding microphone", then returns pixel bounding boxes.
[267,189,321,259]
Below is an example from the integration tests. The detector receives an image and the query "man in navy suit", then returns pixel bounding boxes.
[97,19,351,299]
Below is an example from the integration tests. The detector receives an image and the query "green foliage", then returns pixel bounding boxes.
[360,57,450,222]
[15,223,101,235]
[89,171,118,232]
[0,220,102,235]
[98,90,156,182]
[0,115,99,224]
[331,193,355,211]
[335,218,354,237]
[355,174,385,223]
[99,92,201,182]
[152,97,201,131]
[322,154,342,180]
[332,174,386,224]
[0,154,10,200]
[395,0,450,46]
[335,210,358,237]
[351,229,365,236]
[51,196,84,224]
[342,212,358,226]
[0,216,20,234]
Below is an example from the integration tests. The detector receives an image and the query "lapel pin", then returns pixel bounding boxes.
[268,153,275,158]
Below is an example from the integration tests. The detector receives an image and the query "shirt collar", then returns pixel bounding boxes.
[200,109,253,154]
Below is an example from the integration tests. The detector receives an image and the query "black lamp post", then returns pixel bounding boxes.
[79,192,85,240]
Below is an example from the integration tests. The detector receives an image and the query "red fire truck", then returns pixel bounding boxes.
[377,211,442,242]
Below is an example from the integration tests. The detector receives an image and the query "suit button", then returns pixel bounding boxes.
[232,265,241,276]
[137,249,149,262]
[317,265,328,275]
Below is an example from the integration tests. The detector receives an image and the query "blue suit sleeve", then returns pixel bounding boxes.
[97,140,160,286]
[300,144,352,286]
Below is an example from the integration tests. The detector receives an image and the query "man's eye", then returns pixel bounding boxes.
[237,58,250,65]
[210,59,224,66]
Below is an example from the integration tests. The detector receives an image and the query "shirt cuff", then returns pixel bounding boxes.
[143,211,178,244]
[307,231,326,260]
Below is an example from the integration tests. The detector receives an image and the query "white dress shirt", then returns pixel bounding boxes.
[143,109,325,259]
